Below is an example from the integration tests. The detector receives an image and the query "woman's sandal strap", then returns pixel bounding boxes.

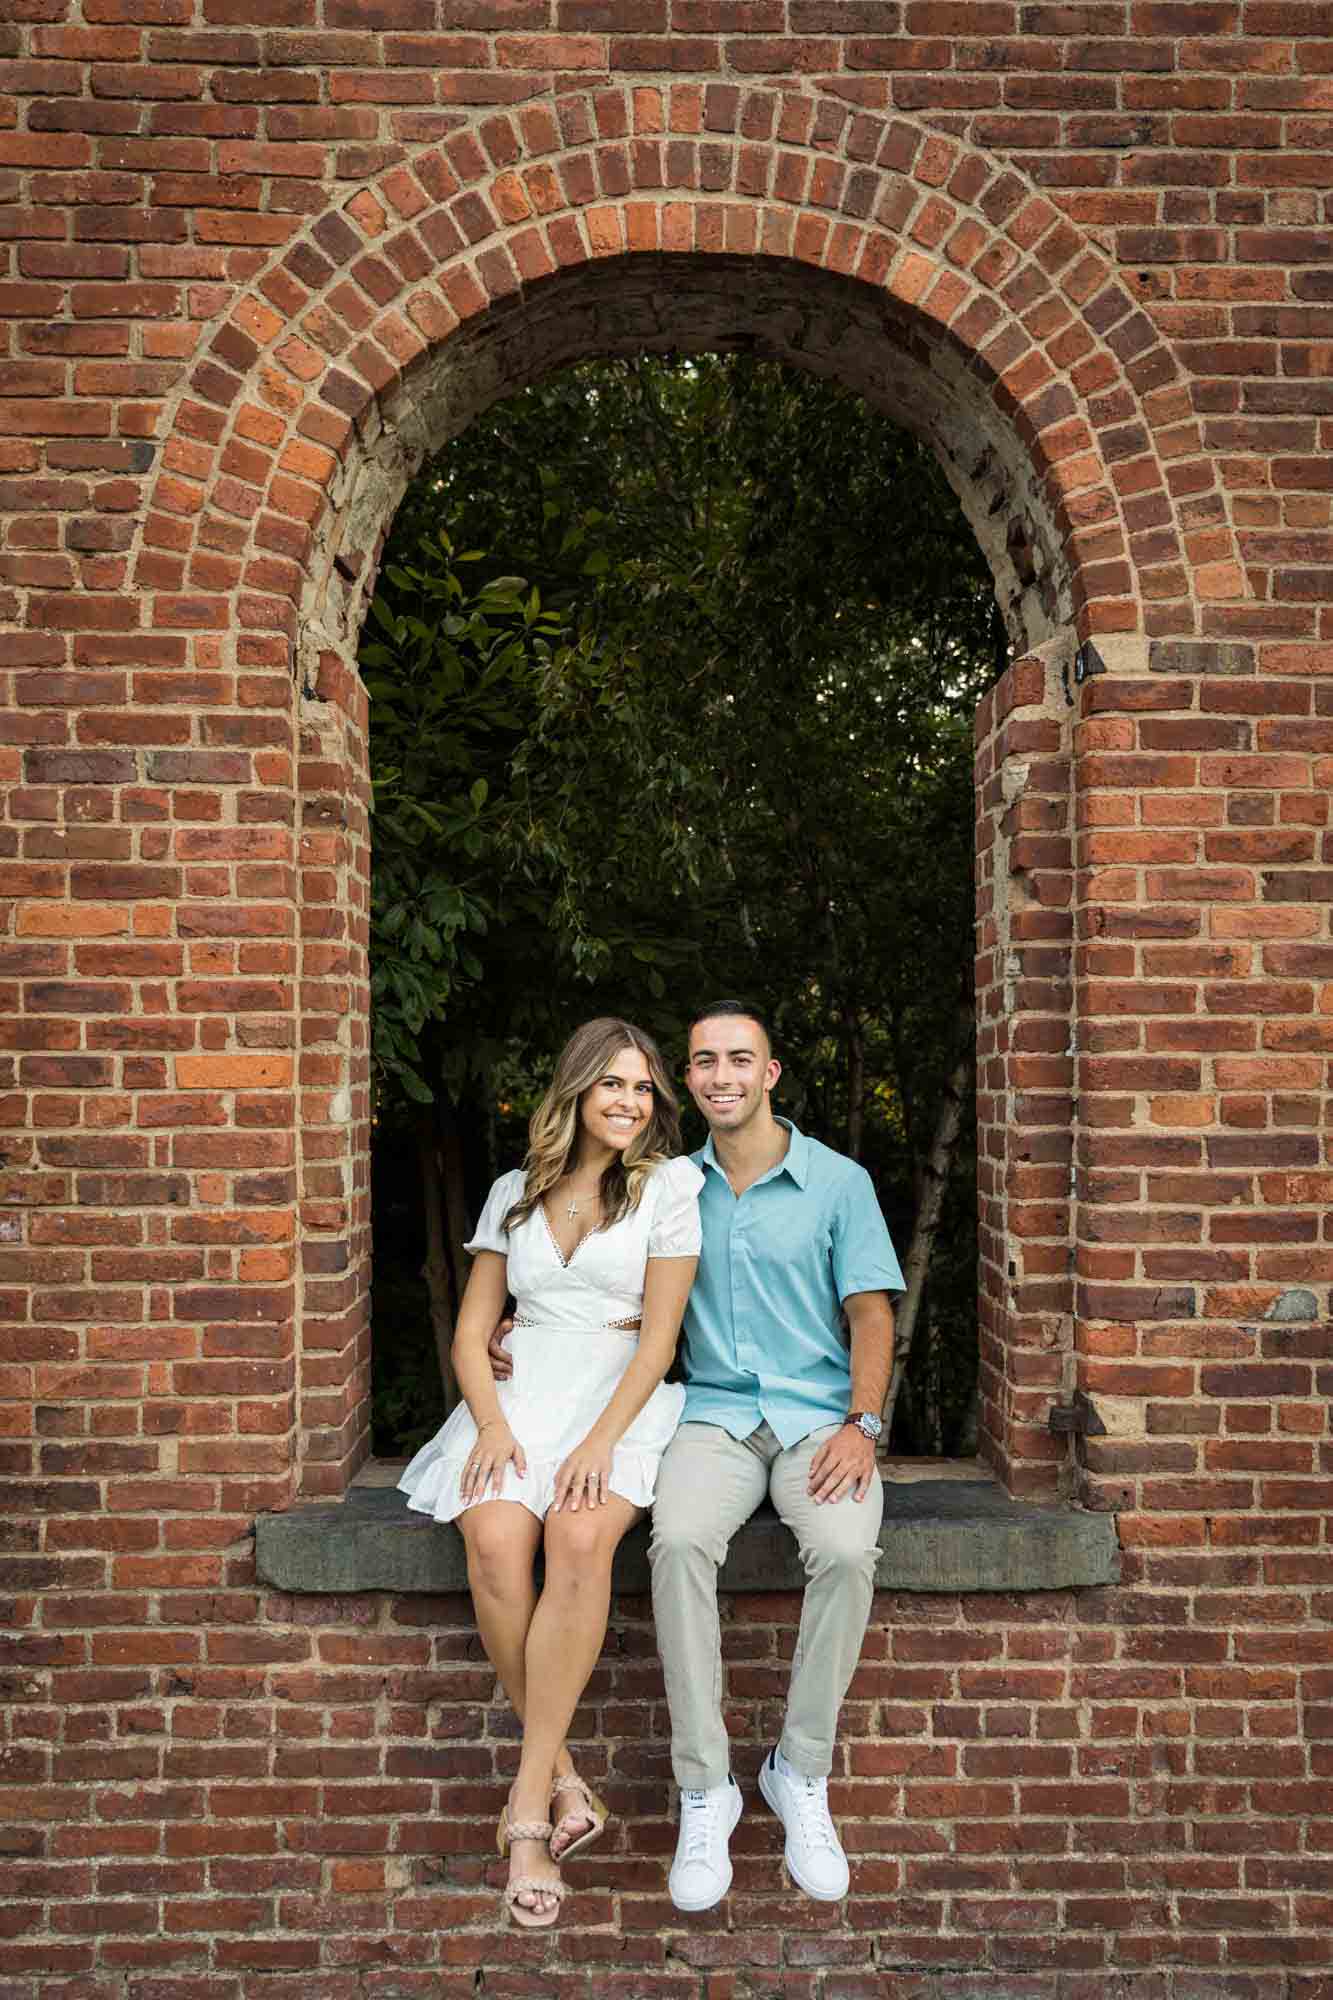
[505,1877,567,1905]
[550,1773,595,1806]
[505,1818,554,1844]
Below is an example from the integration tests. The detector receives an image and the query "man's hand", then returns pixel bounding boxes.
[808,1422,878,1504]
[487,1315,514,1381]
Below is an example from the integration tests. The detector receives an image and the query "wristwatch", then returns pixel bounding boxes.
[844,1410,883,1443]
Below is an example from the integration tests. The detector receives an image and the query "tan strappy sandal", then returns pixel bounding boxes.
[549,1768,610,1861]
[496,1805,566,1930]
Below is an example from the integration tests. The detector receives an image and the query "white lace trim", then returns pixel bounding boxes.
[399,1437,669,1524]
[511,1311,641,1334]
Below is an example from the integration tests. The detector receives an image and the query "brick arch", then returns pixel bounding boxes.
[124,85,1250,1496]
[135,83,1245,684]
[10,24,1333,1970]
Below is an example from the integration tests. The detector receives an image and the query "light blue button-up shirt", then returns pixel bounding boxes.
[679,1119,906,1449]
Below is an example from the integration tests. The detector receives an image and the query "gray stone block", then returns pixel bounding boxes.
[255,1477,1120,1598]
[1264,1287,1319,1322]
[1148,638,1255,675]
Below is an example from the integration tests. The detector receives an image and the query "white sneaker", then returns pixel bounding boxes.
[668,1776,743,1912]
[758,1747,850,1902]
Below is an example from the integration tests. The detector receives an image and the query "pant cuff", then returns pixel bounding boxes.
[777,1727,833,1780]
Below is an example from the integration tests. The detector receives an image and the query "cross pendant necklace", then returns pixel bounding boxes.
[566,1184,596,1222]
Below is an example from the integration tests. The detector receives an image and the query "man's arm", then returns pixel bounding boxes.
[807,1289,895,1504]
[846,1288,895,1418]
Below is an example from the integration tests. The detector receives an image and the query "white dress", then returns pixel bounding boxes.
[398,1155,704,1524]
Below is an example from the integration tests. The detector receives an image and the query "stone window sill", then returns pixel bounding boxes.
[255,1458,1119,1596]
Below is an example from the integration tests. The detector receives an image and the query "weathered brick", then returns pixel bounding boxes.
[1,24,1331,1979]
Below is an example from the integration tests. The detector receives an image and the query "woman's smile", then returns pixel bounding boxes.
[581,1048,656,1150]
[599,1105,647,1142]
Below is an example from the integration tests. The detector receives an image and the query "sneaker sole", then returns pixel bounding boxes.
[668,1784,744,1913]
[757,1759,849,1903]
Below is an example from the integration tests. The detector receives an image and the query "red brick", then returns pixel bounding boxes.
[3,32,1333,1974]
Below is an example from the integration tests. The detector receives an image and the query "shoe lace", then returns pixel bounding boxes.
[787,1771,838,1851]
[679,1789,722,1863]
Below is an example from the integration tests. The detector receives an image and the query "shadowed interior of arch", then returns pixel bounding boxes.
[307,252,1080,689]
[357,341,1029,1480]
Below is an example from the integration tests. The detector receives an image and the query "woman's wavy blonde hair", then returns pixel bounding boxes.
[504,1017,682,1235]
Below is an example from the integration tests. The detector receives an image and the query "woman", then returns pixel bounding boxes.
[399,1017,702,1927]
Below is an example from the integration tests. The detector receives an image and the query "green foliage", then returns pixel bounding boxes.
[367,512,714,1115]
[366,535,570,1105]
[367,355,1002,1457]
[370,1266,448,1459]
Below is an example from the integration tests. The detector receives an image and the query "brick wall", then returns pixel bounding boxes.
[295,646,371,1497]
[3,7,1333,1987]
[974,641,1077,1502]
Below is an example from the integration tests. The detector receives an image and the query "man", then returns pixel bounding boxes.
[652,1000,903,1911]
[488,999,903,1910]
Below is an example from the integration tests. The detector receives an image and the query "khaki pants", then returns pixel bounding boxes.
[649,1420,884,1789]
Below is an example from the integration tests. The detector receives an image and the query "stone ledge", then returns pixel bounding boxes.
[255,1464,1120,1597]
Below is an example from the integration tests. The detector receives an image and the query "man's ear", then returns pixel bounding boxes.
[764,1058,782,1095]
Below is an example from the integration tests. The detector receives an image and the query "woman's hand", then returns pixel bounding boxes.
[553,1433,614,1513]
[461,1418,527,1503]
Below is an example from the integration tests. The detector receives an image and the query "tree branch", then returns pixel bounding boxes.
[881,992,974,1439]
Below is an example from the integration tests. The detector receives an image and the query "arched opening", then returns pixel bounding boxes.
[306,251,1079,684]
[287,252,1089,1506]
[137,89,1201,1503]
[366,348,1004,1471]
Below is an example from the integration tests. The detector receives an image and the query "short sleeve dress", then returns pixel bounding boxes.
[398,1154,704,1524]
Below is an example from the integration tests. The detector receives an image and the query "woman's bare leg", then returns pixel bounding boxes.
[458,1500,563,1915]
[509,1498,640,1855]
[457,1497,586,1792]
[458,1498,542,1707]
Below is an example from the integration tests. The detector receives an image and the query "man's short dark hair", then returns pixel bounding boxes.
[688,998,773,1049]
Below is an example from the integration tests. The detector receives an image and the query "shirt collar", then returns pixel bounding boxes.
[699,1117,809,1189]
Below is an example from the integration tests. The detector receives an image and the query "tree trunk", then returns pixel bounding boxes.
[717,826,758,959]
[924,1306,943,1455]
[956,1374,980,1457]
[844,1012,865,1163]
[880,997,973,1441]
[438,1101,472,1332]
[416,1109,458,1413]
[883,990,917,1164]
[893,1367,921,1455]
